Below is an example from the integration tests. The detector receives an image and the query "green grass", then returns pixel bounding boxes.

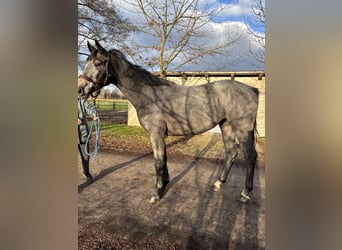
[99,122,184,145]
[100,123,148,139]
[100,123,181,140]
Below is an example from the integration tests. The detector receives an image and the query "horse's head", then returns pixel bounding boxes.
[78,40,112,98]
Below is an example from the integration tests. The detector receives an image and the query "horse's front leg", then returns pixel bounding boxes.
[149,132,169,203]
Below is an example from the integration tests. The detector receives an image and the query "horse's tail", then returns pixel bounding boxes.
[253,121,259,144]
[251,86,259,95]
[252,86,259,144]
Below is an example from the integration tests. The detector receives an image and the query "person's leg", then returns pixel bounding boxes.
[78,143,94,182]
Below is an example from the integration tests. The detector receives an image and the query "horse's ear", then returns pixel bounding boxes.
[94,39,107,54]
[87,41,96,53]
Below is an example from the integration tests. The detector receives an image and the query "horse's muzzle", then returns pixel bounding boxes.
[79,74,96,84]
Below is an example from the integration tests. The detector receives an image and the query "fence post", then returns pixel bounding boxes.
[113,102,115,110]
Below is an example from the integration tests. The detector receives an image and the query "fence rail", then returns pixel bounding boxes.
[90,98,128,111]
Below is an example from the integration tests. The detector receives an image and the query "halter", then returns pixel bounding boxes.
[78,53,111,98]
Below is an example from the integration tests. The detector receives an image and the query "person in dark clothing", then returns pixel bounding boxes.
[78,97,98,183]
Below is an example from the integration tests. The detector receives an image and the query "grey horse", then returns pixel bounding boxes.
[78,40,259,203]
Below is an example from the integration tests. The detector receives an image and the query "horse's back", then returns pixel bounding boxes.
[213,79,258,107]
[211,79,258,97]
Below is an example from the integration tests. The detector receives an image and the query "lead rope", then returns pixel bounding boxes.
[85,114,100,161]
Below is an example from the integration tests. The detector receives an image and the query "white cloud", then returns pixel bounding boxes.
[221,4,249,17]
[169,21,264,71]
[215,0,264,24]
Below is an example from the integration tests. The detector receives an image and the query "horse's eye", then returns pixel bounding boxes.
[94,62,101,67]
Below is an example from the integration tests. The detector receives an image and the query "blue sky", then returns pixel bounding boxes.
[214,0,265,33]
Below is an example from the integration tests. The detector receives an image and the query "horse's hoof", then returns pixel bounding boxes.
[239,196,250,203]
[239,190,250,203]
[211,180,222,192]
[149,194,160,204]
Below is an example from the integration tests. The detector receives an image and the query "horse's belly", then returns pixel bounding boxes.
[166,115,217,136]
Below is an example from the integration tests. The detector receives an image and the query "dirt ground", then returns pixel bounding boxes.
[78,110,265,249]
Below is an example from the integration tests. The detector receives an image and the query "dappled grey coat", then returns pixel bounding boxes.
[78,98,97,144]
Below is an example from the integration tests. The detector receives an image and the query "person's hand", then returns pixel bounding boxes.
[78,118,82,125]
[93,114,98,121]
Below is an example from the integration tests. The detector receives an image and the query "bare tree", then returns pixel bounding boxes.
[123,0,241,77]
[78,0,134,67]
[245,0,265,65]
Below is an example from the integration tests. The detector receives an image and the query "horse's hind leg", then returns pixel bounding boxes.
[239,130,257,203]
[149,131,170,203]
[212,121,237,191]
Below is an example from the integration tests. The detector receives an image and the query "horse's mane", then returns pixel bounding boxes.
[108,49,175,87]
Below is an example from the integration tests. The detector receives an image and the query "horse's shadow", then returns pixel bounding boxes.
[78,152,152,194]
[78,136,193,194]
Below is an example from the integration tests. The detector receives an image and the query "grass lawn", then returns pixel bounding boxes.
[100,123,148,139]
[97,122,190,154]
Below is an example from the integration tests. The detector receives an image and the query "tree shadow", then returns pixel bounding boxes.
[183,165,264,249]
[182,145,264,249]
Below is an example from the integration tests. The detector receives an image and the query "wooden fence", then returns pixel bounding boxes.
[91,99,128,111]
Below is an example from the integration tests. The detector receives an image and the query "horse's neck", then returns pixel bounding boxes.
[115,77,151,109]
[111,57,167,109]
[115,81,133,98]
